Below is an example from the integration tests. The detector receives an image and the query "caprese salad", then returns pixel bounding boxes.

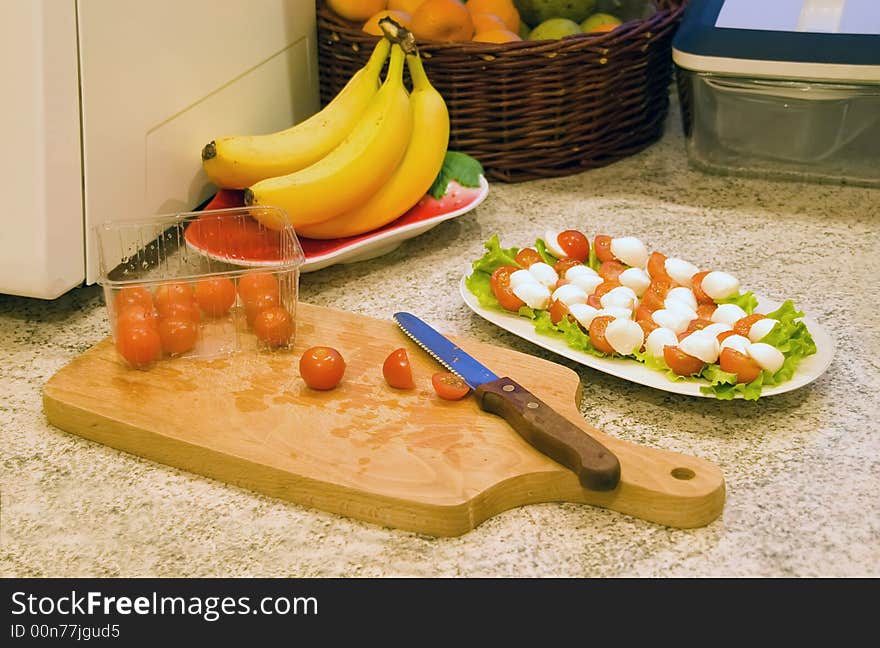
[465,230,817,400]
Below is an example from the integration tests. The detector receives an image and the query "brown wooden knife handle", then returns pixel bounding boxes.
[474,377,621,491]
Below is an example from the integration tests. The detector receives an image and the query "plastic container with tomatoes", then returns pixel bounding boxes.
[95,206,304,369]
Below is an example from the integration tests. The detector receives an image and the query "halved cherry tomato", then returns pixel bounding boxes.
[253,306,294,347]
[515,248,543,268]
[683,317,714,336]
[299,346,346,390]
[194,277,236,317]
[637,318,659,340]
[593,280,621,300]
[733,313,766,338]
[549,299,571,325]
[557,230,590,262]
[663,346,705,376]
[154,282,194,313]
[717,330,737,344]
[383,348,415,389]
[490,265,526,312]
[635,303,654,322]
[598,260,627,282]
[238,272,278,304]
[157,300,201,323]
[640,278,673,311]
[553,257,583,277]
[593,234,614,263]
[115,287,154,313]
[157,318,198,356]
[587,294,602,309]
[115,324,162,369]
[588,315,616,355]
[691,271,714,304]
[696,303,717,320]
[116,305,157,331]
[719,347,762,384]
[245,290,280,325]
[647,251,670,280]
[431,372,470,401]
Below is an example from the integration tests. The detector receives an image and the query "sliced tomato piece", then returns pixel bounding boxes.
[637,318,659,340]
[593,234,614,263]
[717,330,737,344]
[733,313,766,338]
[599,260,627,282]
[696,302,717,320]
[588,315,616,355]
[647,251,670,280]
[431,372,470,401]
[557,230,590,262]
[635,303,654,322]
[549,299,571,325]
[719,347,762,384]
[383,348,415,389]
[490,265,526,312]
[515,248,543,268]
[691,270,715,304]
[663,345,705,376]
[553,257,584,278]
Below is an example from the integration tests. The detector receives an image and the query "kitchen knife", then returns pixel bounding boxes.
[393,312,621,491]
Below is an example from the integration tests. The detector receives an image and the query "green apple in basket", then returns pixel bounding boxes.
[514,0,598,26]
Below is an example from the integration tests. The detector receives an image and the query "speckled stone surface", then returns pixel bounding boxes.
[2,98,878,578]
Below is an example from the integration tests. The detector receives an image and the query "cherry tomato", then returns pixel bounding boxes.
[719,347,762,384]
[116,305,157,331]
[154,282,194,312]
[253,306,294,347]
[637,318,659,340]
[588,315,616,355]
[431,372,470,401]
[238,272,278,304]
[549,299,571,325]
[691,271,714,304]
[635,303,654,322]
[115,286,154,312]
[663,345,705,376]
[733,313,766,338]
[696,303,717,320]
[593,234,614,263]
[647,251,670,280]
[490,265,526,312]
[553,257,583,277]
[717,330,737,344]
[299,346,346,390]
[515,248,543,268]
[557,230,590,262]
[599,260,627,282]
[157,318,199,356]
[593,280,621,300]
[115,324,162,369]
[640,278,673,311]
[382,348,415,389]
[194,277,236,317]
[245,290,280,325]
[157,300,201,323]
[683,317,714,337]
[587,293,602,309]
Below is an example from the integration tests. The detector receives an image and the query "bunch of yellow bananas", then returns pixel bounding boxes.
[201,38,450,239]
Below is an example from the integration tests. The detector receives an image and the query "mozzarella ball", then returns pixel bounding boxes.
[596,306,633,321]
[645,327,679,358]
[665,287,698,312]
[652,308,692,334]
[511,282,551,310]
[701,322,733,338]
[748,318,778,342]
[600,285,638,310]
[665,258,699,286]
[663,299,697,321]
[711,303,748,325]
[509,269,536,291]
[618,267,651,297]
[565,266,603,294]
[605,319,645,356]
[719,334,751,355]
[528,262,558,289]
[568,303,600,328]
[544,231,566,259]
[610,236,648,268]
[701,271,740,300]
[679,331,719,364]
[551,284,588,307]
[748,342,785,373]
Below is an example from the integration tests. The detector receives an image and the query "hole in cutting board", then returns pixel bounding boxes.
[671,467,696,480]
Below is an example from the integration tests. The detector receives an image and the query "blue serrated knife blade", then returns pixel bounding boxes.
[392,312,620,492]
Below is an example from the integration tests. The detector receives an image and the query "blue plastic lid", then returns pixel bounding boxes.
[673,0,880,82]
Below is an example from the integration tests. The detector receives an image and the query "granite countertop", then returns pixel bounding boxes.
[2,99,878,578]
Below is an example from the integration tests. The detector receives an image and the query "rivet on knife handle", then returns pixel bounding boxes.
[474,377,621,491]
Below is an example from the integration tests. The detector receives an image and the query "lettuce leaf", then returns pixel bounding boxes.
[717,291,759,314]
[464,268,498,310]
[471,234,519,275]
[534,239,557,265]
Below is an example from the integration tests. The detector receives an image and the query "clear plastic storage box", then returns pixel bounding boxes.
[673,0,880,187]
[95,207,304,369]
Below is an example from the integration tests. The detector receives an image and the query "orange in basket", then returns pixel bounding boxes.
[411,0,474,42]
[473,28,521,42]
[388,0,425,12]
[471,11,507,33]
[327,0,387,22]
[466,0,519,32]
[363,9,412,35]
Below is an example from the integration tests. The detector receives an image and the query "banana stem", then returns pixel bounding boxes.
[378,17,418,56]
[385,44,405,85]
[365,37,392,73]
[405,53,431,92]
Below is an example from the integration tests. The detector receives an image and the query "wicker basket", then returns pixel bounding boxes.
[316,0,687,183]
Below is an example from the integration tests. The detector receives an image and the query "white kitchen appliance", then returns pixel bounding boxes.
[0,0,319,299]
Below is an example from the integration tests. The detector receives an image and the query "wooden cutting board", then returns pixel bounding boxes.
[43,302,725,536]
